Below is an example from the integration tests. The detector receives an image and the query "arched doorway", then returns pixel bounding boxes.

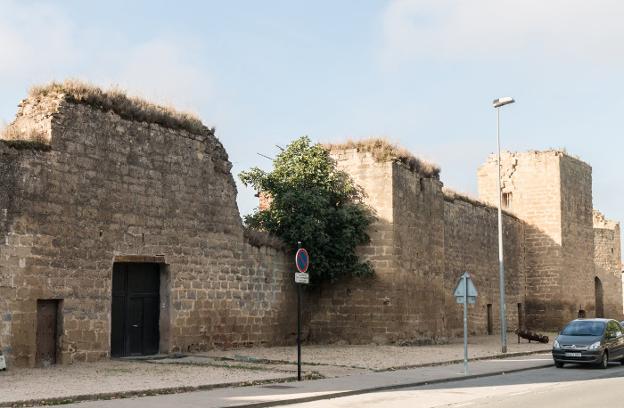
[595,277,604,318]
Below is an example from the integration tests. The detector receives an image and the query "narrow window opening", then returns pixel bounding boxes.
[487,304,493,335]
[502,192,512,209]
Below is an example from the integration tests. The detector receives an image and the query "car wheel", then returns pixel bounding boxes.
[555,361,564,368]
[599,351,609,369]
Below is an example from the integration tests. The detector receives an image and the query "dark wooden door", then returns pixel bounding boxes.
[111,263,160,357]
[36,300,59,366]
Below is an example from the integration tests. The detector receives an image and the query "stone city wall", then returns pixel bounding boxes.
[2,86,622,365]
[559,155,595,321]
[309,149,528,344]
[593,211,623,319]
[478,150,623,330]
[442,193,526,337]
[308,150,405,344]
[0,93,296,367]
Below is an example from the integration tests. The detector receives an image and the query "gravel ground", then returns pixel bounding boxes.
[149,355,368,378]
[205,333,555,370]
[0,360,291,405]
[0,333,553,405]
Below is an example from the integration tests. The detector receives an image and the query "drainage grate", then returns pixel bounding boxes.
[262,385,295,389]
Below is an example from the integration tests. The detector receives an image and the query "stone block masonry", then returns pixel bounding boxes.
[443,194,526,338]
[593,211,622,318]
[478,150,622,330]
[311,144,622,342]
[0,90,296,367]
[2,83,621,365]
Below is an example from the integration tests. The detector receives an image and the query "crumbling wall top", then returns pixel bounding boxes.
[481,149,591,170]
[442,187,520,220]
[3,80,215,141]
[594,210,620,230]
[324,138,440,179]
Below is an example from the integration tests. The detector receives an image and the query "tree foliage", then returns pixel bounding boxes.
[239,136,374,283]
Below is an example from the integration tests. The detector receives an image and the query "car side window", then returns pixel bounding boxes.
[607,321,620,338]
[613,322,624,337]
[605,322,614,338]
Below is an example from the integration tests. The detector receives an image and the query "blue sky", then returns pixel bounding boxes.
[1,0,623,240]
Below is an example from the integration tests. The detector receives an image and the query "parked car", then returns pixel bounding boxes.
[552,318,624,368]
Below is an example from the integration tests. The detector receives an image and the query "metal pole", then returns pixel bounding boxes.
[297,241,302,381]
[463,273,469,375]
[496,107,508,354]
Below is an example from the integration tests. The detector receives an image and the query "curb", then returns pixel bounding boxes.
[0,376,317,408]
[1,350,553,407]
[378,348,552,371]
[231,362,555,408]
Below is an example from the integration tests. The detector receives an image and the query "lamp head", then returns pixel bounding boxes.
[493,97,515,108]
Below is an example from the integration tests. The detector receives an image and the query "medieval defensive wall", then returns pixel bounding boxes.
[0,82,621,367]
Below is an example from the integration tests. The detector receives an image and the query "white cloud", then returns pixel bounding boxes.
[93,39,214,116]
[0,1,76,79]
[0,1,214,117]
[382,0,624,65]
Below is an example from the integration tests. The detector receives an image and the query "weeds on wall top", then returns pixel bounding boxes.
[0,125,51,151]
[29,80,213,135]
[325,138,441,178]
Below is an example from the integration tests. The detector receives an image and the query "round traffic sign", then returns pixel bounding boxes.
[295,248,309,273]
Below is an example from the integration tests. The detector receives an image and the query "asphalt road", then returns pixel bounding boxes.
[286,362,624,408]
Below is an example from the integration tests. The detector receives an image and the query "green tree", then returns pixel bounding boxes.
[239,136,374,283]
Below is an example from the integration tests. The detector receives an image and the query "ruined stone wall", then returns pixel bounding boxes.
[442,195,526,337]
[477,151,620,330]
[559,155,595,321]
[308,150,398,344]
[308,150,447,344]
[0,95,296,367]
[478,151,565,330]
[391,162,446,340]
[593,211,623,319]
[0,142,35,362]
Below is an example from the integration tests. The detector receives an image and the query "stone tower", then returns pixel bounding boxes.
[478,151,595,330]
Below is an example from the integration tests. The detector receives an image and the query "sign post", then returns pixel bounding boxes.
[453,272,478,375]
[295,242,309,381]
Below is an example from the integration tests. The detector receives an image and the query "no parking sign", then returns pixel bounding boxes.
[295,248,309,284]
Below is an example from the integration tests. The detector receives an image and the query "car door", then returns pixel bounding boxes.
[604,321,615,360]
[607,321,623,359]
[615,321,624,359]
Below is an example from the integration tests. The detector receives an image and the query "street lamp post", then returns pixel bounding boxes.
[492,96,515,354]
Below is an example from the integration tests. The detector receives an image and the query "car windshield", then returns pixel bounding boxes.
[561,321,605,336]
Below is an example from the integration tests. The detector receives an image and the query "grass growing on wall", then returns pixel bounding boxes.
[0,126,51,151]
[29,80,213,135]
[325,138,441,178]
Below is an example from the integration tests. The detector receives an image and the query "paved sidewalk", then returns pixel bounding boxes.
[0,334,553,407]
[204,333,554,370]
[57,354,554,408]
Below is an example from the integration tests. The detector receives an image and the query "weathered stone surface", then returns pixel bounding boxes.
[478,150,622,330]
[0,94,296,367]
[1,88,621,367]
